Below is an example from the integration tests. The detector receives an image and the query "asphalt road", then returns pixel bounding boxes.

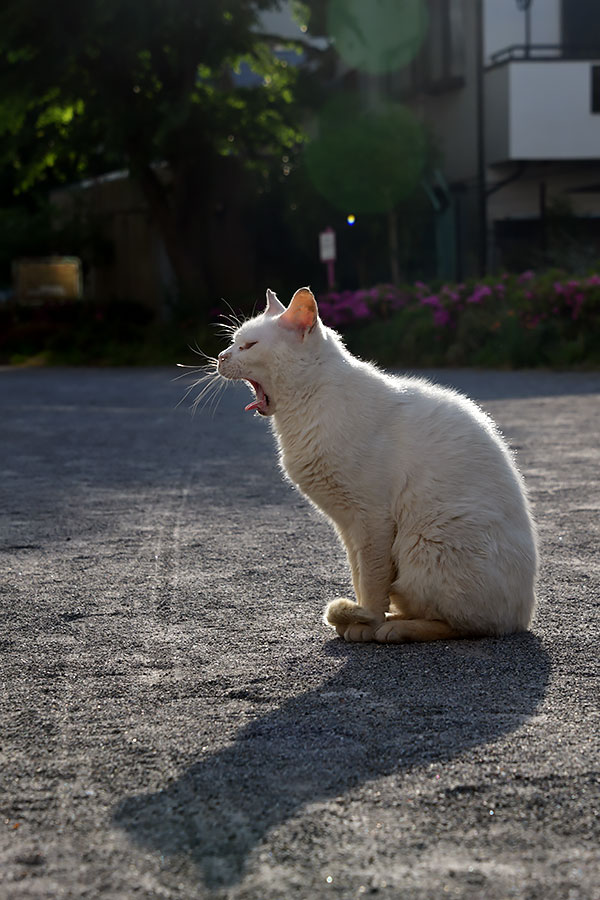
[1,366,599,900]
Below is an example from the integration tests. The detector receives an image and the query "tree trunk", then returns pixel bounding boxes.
[135,154,257,318]
[171,154,257,307]
[134,163,209,312]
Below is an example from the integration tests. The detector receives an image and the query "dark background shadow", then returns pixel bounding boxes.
[113,632,550,888]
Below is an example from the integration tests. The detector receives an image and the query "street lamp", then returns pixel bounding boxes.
[516,0,533,58]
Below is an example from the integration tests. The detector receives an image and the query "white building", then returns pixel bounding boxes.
[392,0,600,275]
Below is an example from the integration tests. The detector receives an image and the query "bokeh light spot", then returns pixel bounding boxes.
[327,0,428,75]
[347,214,356,225]
[305,94,427,214]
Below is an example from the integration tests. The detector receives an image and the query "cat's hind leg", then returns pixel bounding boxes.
[375,617,467,643]
[388,591,424,619]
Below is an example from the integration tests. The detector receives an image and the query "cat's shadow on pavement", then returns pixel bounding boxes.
[113,632,550,887]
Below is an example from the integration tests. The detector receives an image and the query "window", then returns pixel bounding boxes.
[422,0,465,91]
[387,0,465,96]
[563,0,600,57]
[592,65,600,113]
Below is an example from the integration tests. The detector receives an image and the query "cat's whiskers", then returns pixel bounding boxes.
[175,301,248,416]
[190,371,226,417]
[189,343,217,363]
[218,299,246,332]
[206,376,228,417]
[173,363,209,382]
[173,355,224,415]
[214,325,237,341]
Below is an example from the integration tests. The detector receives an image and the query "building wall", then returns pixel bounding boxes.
[51,175,170,310]
[411,1,596,181]
[407,1,480,183]
[488,163,600,221]
[400,0,600,274]
[483,0,561,61]
[509,61,600,159]
[484,63,510,166]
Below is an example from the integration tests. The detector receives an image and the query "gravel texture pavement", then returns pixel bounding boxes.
[1,366,599,899]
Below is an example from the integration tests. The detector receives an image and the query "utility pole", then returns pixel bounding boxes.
[475,0,487,275]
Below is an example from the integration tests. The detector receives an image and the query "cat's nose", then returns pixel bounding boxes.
[217,350,231,373]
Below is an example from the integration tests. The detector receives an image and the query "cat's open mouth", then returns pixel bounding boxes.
[244,379,271,416]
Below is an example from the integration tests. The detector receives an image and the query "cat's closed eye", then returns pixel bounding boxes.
[239,341,258,351]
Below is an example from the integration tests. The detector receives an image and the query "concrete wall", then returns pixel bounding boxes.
[408,1,479,182]
[510,60,600,159]
[486,59,600,164]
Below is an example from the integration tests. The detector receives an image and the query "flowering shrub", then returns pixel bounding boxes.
[317,286,407,327]
[317,270,600,367]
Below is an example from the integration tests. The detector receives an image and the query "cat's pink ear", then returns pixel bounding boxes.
[265,288,285,317]
[278,287,318,336]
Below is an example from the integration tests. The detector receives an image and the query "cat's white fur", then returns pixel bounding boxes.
[217,287,538,643]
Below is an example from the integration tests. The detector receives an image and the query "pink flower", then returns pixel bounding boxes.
[433,308,450,327]
[571,292,585,320]
[421,295,441,308]
[467,285,492,303]
[518,270,535,283]
[441,284,460,302]
[352,301,371,319]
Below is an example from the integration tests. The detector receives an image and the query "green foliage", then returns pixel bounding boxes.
[0,298,222,366]
[305,94,427,214]
[0,0,319,309]
[0,0,303,194]
[3,268,600,368]
[0,204,54,284]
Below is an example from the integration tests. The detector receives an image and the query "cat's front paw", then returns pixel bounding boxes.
[342,623,377,642]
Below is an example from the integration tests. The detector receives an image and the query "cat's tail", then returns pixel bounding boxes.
[323,598,379,628]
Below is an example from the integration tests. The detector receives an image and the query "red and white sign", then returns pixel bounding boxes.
[319,228,336,262]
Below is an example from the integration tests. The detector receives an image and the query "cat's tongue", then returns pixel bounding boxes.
[244,380,268,414]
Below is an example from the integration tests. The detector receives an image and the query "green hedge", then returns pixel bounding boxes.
[2,268,600,368]
[319,270,600,368]
[0,299,220,366]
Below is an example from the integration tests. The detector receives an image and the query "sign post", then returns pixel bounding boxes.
[319,227,336,289]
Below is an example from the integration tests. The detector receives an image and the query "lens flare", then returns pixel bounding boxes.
[347,214,356,225]
[305,95,427,214]
[327,0,428,75]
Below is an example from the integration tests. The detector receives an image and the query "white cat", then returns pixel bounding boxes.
[216,286,538,643]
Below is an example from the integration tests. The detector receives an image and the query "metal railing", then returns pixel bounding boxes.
[490,44,600,65]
